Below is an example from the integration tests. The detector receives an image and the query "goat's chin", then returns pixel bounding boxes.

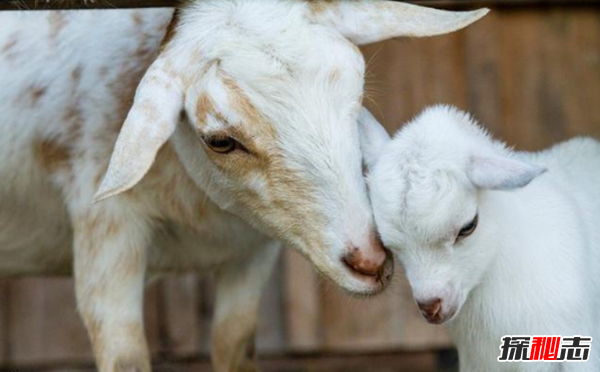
[321,256,394,297]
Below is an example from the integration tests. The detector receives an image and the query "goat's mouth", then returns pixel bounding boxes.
[341,249,394,297]
[422,305,458,325]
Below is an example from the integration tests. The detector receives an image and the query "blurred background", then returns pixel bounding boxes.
[1,1,600,371]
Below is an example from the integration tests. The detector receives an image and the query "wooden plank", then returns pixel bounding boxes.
[0,0,598,11]
[282,250,321,352]
[6,278,161,366]
[144,285,162,357]
[464,11,504,135]
[0,280,8,365]
[319,284,403,352]
[36,351,440,372]
[197,277,214,355]
[559,9,600,139]
[159,275,202,358]
[256,257,286,354]
[499,9,557,150]
[7,278,92,366]
[149,351,439,372]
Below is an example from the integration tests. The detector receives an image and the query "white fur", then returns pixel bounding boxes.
[0,2,487,371]
[366,105,600,371]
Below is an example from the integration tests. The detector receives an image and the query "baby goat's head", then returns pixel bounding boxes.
[363,106,546,320]
[95,1,488,296]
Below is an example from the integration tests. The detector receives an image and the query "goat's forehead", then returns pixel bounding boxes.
[373,165,472,244]
[218,33,364,86]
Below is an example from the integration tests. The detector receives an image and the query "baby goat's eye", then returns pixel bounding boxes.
[204,135,238,154]
[457,214,478,240]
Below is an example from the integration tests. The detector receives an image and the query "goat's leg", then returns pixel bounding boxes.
[211,242,281,372]
[72,204,151,372]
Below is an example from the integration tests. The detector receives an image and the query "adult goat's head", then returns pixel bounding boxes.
[95,0,488,296]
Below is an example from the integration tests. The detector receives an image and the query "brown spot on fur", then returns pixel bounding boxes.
[49,13,67,40]
[195,94,214,125]
[221,76,265,126]
[30,85,47,105]
[1,36,17,54]
[35,139,71,172]
[132,12,144,26]
[64,103,83,131]
[2,33,20,62]
[72,65,83,84]
[308,0,335,15]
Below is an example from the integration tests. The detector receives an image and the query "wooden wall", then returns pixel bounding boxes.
[1,4,600,370]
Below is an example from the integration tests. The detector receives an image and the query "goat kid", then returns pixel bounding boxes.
[362,106,600,372]
[0,2,488,372]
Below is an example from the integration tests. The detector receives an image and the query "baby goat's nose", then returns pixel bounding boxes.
[417,298,442,322]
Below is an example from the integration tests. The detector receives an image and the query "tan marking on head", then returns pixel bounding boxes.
[195,93,214,125]
[198,75,325,241]
[221,75,265,126]
[34,139,71,172]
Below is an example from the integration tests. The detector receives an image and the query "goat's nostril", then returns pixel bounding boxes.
[417,298,442,319]
[342,249,383,277]
[343,254,377,277]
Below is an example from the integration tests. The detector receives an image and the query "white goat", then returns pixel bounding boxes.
[0,2,487,371]
[361,105,600,371]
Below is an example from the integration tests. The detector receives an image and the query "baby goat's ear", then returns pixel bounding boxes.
[308,1,489,46]
[468,155,547,190]
[94,58,184,202]
[358,107,390,170]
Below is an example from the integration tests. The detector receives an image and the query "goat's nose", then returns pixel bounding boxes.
[343,235,387,276]
[417,298,443,321]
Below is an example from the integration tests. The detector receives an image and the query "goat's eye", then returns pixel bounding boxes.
[205,135,237,154]
[457,214,478,240]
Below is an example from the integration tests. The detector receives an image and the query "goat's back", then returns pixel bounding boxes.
[0,9,173,274]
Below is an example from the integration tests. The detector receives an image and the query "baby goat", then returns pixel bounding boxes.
[360,106,600,371]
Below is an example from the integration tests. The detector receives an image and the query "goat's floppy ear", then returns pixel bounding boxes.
[358,107,390,170]
[94,59,183,202]
[468,155,547,191]
[308,1,489,46]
